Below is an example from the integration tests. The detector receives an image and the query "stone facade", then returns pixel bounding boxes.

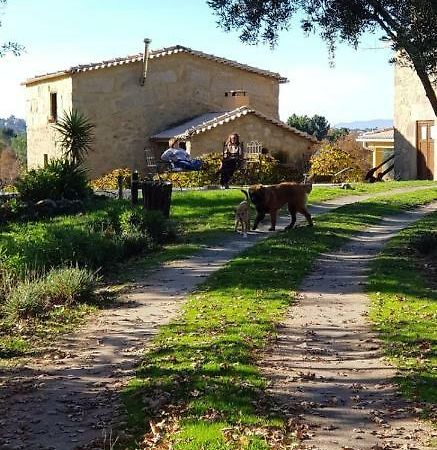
[189,113,315,165]
[26,75,73,169]
[394,64,436,180]
[25,49,282,177]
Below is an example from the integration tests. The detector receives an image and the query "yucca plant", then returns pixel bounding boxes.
[53,109,95,165]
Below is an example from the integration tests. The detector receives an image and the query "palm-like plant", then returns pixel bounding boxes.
[53,110,95,165]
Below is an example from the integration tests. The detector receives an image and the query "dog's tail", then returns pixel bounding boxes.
[241,189,249,202]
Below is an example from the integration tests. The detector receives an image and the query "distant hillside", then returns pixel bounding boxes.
[0,116,26,134]
[334,119,393,130]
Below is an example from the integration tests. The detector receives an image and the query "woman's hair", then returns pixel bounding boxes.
[225,133,240,147]
[168,138,179,148]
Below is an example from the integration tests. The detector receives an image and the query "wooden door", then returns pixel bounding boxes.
[416,121,434,180]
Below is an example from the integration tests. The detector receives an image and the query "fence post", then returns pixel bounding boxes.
[162,181,172,218]
[117,175,124,200]
[131,170,139,205]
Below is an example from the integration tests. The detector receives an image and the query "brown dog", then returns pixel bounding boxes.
[249,182,313,231]
[234,190,250,237]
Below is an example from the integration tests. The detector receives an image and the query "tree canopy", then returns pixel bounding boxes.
[0,0,23,57]
[208,0,437,115]
[287,113,330,140]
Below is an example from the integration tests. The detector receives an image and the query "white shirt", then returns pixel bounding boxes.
[161,147,190,162]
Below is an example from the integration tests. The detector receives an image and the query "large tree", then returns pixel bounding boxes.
[287,113,330,140]
[208,0,437,115]
[0,0,23,57]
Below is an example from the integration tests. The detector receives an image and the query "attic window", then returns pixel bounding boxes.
[49,92,57,123]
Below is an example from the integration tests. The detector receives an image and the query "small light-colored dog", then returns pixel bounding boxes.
[234,189,250,237]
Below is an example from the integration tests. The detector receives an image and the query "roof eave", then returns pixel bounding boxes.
[22,71,72,86]
[356,137,394,143]
[151,107,319,143]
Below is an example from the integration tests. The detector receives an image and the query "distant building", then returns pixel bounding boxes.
[394,65,436,180]
[23,43,318,177]
[356,127,394,179]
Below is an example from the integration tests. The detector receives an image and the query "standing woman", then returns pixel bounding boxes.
[219,133,244,188]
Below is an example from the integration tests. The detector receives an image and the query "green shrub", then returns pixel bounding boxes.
[4,267,98,320]
[15,159,92,202]
[119,230,153,257]
[0,198,28,224]
[141,209,179,245]
[0,219,120,277]
[0,200,179,279]
[119,208,179,245]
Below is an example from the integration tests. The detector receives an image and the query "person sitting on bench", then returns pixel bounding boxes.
[161,138,202,171]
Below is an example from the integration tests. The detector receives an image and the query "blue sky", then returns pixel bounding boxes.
[0,0,394,124]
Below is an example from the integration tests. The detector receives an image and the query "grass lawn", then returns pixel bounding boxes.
[1,182,434,362]
[171,181,436,240]
[367,212,437,419]
[143,180,437,268]
[120,187,437,450]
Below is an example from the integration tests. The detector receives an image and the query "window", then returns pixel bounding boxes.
[49,92,57,122]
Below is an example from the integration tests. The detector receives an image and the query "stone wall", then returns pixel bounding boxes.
[26,76,73,169]
[394,64,436,180]
[189,113,316,166]
[26,52,280,177]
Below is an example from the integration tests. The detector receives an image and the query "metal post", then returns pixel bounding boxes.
[131,170,139,205]
[117,175,123,200]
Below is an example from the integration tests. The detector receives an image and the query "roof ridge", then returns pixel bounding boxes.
[24,44,288,85]
[151,107,318,143]
[361,126,394,135]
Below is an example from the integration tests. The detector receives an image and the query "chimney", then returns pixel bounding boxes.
[140,38,151,86]
[223,90,249,111]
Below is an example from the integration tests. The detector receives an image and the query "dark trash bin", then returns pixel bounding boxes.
[142,181,173,218]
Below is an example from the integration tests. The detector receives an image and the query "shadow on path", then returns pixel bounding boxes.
[262,202,437,450]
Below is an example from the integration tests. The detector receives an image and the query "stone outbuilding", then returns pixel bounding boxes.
[395,65,436,180]
[151,104,318,164]
[23,42,318,178]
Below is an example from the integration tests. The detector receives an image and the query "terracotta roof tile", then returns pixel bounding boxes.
[151,107,319,143]
[24,45,288,85]
[357,127,394,142]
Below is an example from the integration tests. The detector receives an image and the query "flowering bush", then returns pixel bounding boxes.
[309,135,371,182]
[90,168,132,190]
[160,153,305,188]
[90,153,309,190]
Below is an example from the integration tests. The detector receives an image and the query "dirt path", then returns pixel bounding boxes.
[263,201,437,450]
[0,186,434,450]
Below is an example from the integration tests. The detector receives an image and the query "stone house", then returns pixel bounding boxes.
[395,64,436,180]
[23,43,318,178]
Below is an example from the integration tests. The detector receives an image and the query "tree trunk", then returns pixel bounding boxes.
[412,63,437,118]
[367,0,437,117]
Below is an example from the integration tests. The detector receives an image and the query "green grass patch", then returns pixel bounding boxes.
[170,181,436,239]
[368,212,437,414]
[0,182,433,363]
[120,187,437,449]
[0,302,98,360]
[152,181,437,265]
